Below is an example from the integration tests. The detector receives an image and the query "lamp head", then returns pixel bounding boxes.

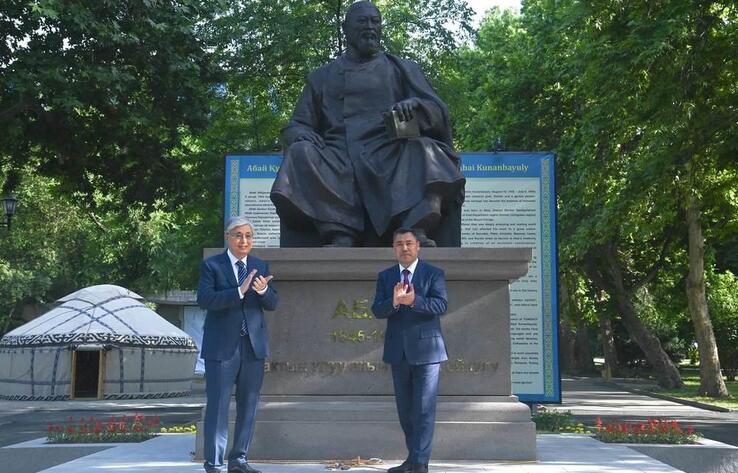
[2,196,17,217]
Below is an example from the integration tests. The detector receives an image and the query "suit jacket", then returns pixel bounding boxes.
[371,259,449,365]
[197,252,278,361]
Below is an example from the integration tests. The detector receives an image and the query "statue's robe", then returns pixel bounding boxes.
[271,52,465,238]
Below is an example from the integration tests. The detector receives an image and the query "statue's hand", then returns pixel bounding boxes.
[392,98,420,122]
[295,130,325,149]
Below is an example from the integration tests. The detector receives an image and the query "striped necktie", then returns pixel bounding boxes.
[236,260,248,335]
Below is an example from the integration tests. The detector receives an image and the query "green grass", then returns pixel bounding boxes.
[649,376,738,411]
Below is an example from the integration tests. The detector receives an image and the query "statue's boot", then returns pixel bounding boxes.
[324,232,357,247]
[412,228,436,247]
[316,222,359,247]
[402,193,441,247]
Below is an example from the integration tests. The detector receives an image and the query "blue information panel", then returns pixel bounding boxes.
[225,152,560,403]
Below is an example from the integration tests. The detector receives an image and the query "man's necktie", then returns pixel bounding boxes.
[402,268,410,288]
[236,260,248,335]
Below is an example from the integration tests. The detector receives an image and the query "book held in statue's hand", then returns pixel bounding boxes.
[384,109,420,139]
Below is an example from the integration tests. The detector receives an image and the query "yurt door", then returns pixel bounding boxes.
[70,345,106,399]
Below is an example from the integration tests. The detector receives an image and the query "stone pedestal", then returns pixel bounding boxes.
[195,248,536,461]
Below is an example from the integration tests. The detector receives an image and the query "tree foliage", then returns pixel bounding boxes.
[1,0,736,394]
[0,0,474,333]
[708,270,738,380]
[459,0,738,389]
[0,0,219,204]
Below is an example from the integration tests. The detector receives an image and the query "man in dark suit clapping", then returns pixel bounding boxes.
[372,228,449,473]
[197,216,278,473]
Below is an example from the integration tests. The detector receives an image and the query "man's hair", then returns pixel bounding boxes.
[345,1,379,19]
[393,227,419,241]
[225,216,255,234]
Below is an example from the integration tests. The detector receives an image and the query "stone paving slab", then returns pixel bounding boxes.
[4,437,135,448]
[0,446,110,473]
[9,433,686,473]
[3,377,736,472]
[553,378,709,417]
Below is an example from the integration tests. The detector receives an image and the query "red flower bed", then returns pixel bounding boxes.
[594,417,701,444]
[47,414,160,443]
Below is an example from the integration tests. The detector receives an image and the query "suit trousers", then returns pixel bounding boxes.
[203,335,264,468]
[391,360,440,465]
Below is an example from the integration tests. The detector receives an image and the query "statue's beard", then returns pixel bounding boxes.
[352,32,380,57]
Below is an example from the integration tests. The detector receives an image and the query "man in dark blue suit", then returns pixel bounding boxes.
[372,228,449,473]
[197,216,278,473]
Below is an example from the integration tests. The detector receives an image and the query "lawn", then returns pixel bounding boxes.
[649,376,738,411]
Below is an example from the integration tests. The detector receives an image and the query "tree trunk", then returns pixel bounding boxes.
[598,312,619,379]
[586,250,683,389]
[558,318,577,373]
[614,294,683,389]
[574,316,596,373]
[685,191,729,397]
[557,276,578,373]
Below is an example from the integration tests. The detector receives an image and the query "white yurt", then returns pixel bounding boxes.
[0,285,198,400]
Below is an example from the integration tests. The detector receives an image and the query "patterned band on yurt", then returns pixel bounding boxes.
[0,285,198,400]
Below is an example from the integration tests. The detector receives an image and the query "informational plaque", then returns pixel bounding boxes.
[459,153,559,402]
[224,155,282,247]
[224,152,560,403]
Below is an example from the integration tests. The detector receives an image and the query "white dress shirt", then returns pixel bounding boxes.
[398,258,419,284]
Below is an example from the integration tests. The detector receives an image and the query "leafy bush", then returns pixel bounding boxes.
[707,270,738,381]
[532,407,588,433]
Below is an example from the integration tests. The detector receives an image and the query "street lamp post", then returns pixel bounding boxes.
[1,196,18,231]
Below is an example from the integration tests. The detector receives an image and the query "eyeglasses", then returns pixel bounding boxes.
[228,232,253,240]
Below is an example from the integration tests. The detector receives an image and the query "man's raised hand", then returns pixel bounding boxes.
[397,283,415,307]
[240,269,258,295]
[392,282,405,308]
[252,274,274,293]
[393,281,415,308]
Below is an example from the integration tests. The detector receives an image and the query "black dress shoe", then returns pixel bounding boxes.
[228,462,261,473]
[411,464,429,473]
[204,465,221,473]
[387,460,413,473]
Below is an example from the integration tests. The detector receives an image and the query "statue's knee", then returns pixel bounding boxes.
[287,140,318,158]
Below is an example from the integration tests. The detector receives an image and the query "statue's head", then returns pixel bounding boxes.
[342,1,382,59]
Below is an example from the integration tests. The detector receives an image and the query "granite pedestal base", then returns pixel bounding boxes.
[194,248,536,461]
[194,395,536,460]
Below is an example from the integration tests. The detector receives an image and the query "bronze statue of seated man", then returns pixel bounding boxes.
[270,1,465,247]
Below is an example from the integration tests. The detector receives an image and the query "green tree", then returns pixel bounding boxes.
[565,0,737,396]
[454,1,727,389]
[0,0,478,330]
[0,167,207,335]
[708,270,738,381]
[0,0,219,205]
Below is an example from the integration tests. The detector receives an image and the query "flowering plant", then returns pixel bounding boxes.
[532,407,589,433]
[160,424,197,433]
[46,414,161,443]
[594,417,701,444]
